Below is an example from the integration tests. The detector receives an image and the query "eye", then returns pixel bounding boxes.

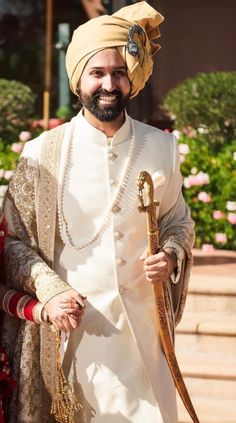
[91,70,103,77]
[113,69,127,78]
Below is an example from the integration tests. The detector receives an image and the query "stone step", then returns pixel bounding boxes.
[177,251,236,422]
[186,269,236,312]
[176,333,236,355]
[179,376,236,399]
[192,248,236,267]
[176,351,236,381]
[175,351,236,397]
[178,396,236,423]
[176,311,236,360]
[189,273,236,295]
[176,311,236,336]
[185,293,236,312]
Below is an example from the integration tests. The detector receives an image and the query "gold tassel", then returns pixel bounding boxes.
[50,331,82,423]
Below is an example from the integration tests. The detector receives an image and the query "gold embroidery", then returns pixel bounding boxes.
[7,157,39,246]
[2,131,72,422]
[32,261,71,305]
[38,124,65,265]
[5,244,38,293]
[5,239,70,305]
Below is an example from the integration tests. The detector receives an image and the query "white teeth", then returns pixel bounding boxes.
[99,96,116,101]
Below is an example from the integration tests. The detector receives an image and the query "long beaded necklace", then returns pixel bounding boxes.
[57,117,136,251]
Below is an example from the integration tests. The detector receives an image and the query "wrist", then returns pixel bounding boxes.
[164,248,177,273]
[33,302,50,324]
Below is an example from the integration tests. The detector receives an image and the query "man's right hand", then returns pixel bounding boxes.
[44,289,86,332]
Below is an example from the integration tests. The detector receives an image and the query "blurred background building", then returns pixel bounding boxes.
[0,0,235,127]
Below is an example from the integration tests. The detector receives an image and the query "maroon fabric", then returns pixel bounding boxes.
[0,401,4,423]
[0,219,7,287]
[0,219,15,421]
[0,219,7,256]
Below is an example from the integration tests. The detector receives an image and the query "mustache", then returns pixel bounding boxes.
[92,89,122,100]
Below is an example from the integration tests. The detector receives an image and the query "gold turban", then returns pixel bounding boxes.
[65,1,164,98]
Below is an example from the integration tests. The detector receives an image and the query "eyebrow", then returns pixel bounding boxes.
[89,65,127,70]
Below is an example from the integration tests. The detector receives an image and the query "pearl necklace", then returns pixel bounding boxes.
[57,117,136,251]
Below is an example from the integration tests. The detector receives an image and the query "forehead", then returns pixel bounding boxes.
[84,48,126,70]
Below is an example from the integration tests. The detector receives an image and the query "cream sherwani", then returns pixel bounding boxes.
[3,111,194,423]
[52,111,188,422]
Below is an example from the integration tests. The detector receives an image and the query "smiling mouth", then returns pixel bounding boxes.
[98,95,118,103]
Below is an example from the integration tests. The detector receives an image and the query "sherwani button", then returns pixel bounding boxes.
[116,257,126,266]
[108,152,118,161]
[110,179,118,186]
[0,231,4,237]
[114,231,124,240]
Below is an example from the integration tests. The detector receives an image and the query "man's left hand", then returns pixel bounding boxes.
[141,249,177,284]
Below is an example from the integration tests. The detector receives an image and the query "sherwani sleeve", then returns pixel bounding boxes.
[3,139,71,305]
[158,134,195,325]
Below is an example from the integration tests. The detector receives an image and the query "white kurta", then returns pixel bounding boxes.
[51,111,180,423]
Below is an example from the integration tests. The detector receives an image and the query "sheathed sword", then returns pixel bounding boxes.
[136,170,200,423]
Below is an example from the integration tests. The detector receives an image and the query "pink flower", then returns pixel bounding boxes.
[191,167,198,175]
[213,210,225,220]
[164,129,170,133]
[215,233,227,244]
[179,143,190,155]
[4,170,14,180]
[202,244,215,254]
[196,172,210,185]
[227,213,236,225]
[173,130,181,140]
[31,118,63,130]
[11,143,23,154]
[19,131,31,142]
[182,126,197,137]
[184,172,210,188]
[180,154,185,164]
[183,176,194,188]
[226,201,236,211]
[197,191,212,203]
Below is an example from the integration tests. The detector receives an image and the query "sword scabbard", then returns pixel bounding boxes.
[136,170,200,423]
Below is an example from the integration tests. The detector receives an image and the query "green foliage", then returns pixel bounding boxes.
[0,137,20,185]
[163,72,236,151]
[56,106,74,121]
[179,134,236,250]
[0,79,36,144]
[164,71,236,250]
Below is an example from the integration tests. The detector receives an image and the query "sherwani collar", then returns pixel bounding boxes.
[75,109,131,147]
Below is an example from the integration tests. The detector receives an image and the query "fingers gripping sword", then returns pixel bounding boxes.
[136,170,200,423]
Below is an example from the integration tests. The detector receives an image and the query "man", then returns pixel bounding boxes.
[2,2,194,422]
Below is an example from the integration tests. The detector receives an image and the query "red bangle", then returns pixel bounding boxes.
[23,299,38,322]
[8,292,25,317]
[3,290,40,322]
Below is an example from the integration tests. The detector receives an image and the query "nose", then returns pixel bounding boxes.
[102,74,116,92]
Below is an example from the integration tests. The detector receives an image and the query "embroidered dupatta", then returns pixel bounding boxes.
[1,124,68,423]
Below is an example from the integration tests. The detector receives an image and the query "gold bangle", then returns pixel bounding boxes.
[33,302,50,324]
[2,289,16,315]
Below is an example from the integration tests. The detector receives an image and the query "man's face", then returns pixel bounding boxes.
[77,48,131,122]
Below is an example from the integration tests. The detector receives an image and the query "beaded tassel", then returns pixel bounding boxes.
[50,331,82,423]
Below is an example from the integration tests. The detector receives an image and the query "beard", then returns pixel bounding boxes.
[77,88,130,122]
